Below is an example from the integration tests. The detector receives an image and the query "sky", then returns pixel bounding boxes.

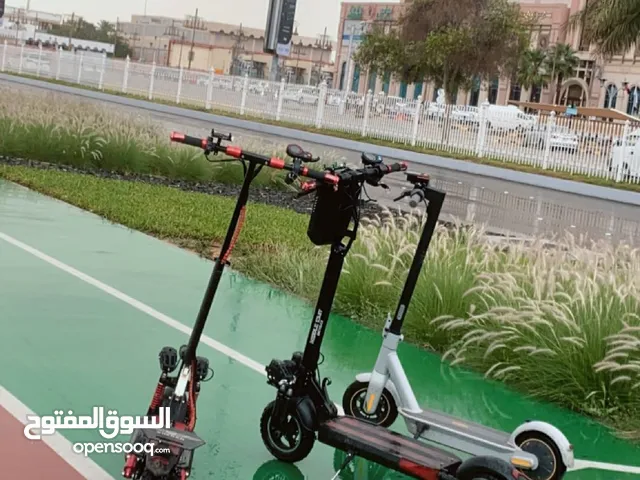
[12,0,402,41]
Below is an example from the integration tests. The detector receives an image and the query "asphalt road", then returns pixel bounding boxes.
[3,78,639,246]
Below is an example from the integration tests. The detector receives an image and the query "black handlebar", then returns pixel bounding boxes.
[170,130,408,190]
[170,131,341,185]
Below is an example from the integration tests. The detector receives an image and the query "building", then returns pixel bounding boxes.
[118,14,335,83]
[333,0,640,115]
[1,5,67,30]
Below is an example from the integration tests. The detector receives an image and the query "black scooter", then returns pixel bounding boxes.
[123,129,335,480]
[260,157,524,480]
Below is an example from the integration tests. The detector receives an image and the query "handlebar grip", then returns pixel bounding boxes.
[387,162,408,173]
[304,168,340,185]
[170,132,206,149]
[409,189,425,208]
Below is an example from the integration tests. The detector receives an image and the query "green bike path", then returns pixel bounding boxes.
[0,178,639,479]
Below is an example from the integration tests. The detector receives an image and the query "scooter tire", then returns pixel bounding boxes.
[515,431,567,480]
[342,380,398,428]
[260,400,315,463]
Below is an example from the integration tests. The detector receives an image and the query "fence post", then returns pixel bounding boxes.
[276,78,285,121]
[148,61,156,100]
[76,51,84,84]
[205,67,214,109]
[1,40,7,73]
[176,66,183,104]
[410,95,423,146]
[315,81,327,128]
[122,55,130,93]
[616,120,630,182]
[542,111,556,170]
[98,53,106,90]
[55,47,62,80]
[36,44,43,77]
[361,89,373,137]
[240,73,249,115]
[18,43,24,74]
[475,100,490,157]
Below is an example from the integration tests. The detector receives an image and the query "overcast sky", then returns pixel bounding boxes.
[18,0,401,41]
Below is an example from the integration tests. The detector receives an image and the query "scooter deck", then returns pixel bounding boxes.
[318,416,461,479]
[400,407,512,449]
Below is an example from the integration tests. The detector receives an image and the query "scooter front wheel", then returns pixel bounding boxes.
[515,431,566,480]
[342,380,398,427]
[260,400,315,463]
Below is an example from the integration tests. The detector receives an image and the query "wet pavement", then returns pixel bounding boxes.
[1,179,640,479]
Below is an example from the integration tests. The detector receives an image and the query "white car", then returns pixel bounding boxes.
[523,125,579,153]
[609,128,640,179]
[281,88,319,105]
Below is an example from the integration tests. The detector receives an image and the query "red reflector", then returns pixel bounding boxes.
[226,146,242,158]
[268,157,285,169]
[170,132,185,142]
[398,459,438,480]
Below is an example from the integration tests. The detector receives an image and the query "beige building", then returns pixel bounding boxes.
[334,0,640,115]
[119,14,335,84]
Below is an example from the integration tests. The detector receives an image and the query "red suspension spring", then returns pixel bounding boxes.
[149,383,164,411]
[221,206,246,263]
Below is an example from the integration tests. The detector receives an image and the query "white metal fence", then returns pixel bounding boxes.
[2,42,640,186]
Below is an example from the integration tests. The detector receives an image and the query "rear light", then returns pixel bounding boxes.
[398,459,438,480]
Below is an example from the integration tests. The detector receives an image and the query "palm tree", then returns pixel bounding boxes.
[516,48,550,102]
[568,0,640,58]
[545,43,579,104]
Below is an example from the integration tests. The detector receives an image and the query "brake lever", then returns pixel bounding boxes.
[393,190,410,202]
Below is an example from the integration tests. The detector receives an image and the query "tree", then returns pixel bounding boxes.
[353,0,536,103]
[568,0,640,59]
[545,43,579,104]
[46,18,132,58]
[516,48,550,102]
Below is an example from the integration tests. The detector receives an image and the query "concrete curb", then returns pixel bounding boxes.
[3,72,640,207]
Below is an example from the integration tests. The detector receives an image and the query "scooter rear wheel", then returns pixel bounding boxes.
[342,380,398,427]
[515,431,566,480]
[260,400,315,463]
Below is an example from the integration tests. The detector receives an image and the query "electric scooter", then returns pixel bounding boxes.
[341,175,575,480]
[123,129,334,480]
[260,158,524,480]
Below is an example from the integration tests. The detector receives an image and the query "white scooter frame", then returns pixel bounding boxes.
[342,183,575,480]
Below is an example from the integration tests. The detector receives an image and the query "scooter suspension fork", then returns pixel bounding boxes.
[363,368,389,415]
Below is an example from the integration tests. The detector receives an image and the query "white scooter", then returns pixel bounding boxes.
[342,179,575,480]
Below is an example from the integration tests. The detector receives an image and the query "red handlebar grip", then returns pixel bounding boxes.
[170,132,207,149]
[387,162,408,173]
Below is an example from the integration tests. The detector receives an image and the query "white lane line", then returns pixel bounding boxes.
[3,231,640,474]
[572,459,640,474]
[0,384,114,479]
[0,231,344,416]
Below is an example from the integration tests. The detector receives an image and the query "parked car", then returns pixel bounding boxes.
[485,105,537,131]
[281,87,319,105]
[609,128,640,180]
[451,106,479,125]
[522,125,579,153]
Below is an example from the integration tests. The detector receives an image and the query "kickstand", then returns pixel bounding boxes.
[330,452,355,480]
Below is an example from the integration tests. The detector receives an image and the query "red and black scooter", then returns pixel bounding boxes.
[122,129,336,480]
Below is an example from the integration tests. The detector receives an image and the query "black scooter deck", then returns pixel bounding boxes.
[319,416,461,479]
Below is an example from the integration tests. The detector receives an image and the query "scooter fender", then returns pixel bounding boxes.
[293,396,317,432]
[355,372,401,409]
[510,421,574,469]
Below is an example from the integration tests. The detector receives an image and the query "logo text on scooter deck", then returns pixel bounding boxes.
[310,309,323,344]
